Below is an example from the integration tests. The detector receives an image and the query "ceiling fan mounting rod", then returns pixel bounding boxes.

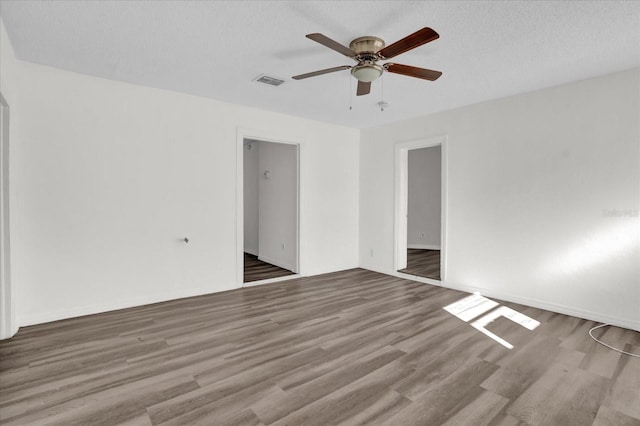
[349,36,386,56]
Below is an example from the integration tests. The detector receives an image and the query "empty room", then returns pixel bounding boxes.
[0,1,638,425]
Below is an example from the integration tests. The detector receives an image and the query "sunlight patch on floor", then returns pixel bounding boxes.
[443,293,499,321]
[444,293,540,349]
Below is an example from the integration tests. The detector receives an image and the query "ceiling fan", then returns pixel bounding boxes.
[292,27,442,96]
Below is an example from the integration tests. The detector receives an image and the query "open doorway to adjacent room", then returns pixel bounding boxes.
[395,136,446,281]
[242,139,299,284]
[0,93,14,339]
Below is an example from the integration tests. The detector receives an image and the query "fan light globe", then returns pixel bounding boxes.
[351,64,383,82]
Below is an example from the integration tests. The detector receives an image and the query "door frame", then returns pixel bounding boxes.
[236,127,301,288]
[394,135,448,281]
[0,93,16,339]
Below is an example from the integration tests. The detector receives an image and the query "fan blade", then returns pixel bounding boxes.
[292,65,351,80]
[356,81,371,96]
[378,27,439,59]
[385,63,442,81]
[306,33,356,57]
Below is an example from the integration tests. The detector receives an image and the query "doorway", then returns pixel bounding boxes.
[242,138,299,284]
[0,93,14,339]
[394,136,447,281]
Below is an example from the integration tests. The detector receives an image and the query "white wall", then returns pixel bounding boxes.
[7,49,359,327]
[4,14,638,335]
[360,68,640,331]
[407,146,441,248]
[0,20,18,106]
[258,141,297,271]
[243,141,259,256]
[0,19,19,338]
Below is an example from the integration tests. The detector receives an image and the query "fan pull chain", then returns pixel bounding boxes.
[349,74,353,110]
[380,74,384,111]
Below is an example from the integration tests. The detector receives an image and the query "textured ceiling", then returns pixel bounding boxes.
[1,1,639,129]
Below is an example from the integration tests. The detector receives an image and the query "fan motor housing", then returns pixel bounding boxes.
[349,36,385,56]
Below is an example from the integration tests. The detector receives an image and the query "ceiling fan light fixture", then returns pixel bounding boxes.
[351,63,383,82]
[294,28,442,95]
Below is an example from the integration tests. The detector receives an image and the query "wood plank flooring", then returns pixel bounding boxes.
[244,252,295,283]
[398,248,441,280]
[1,268,638,425]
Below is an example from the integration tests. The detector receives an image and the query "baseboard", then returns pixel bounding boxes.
[15,262,354,329]
[17,284,234,328]
[244,248,258,256]
[362,266,640,333]
[258,255,295,273]
[407,244,441,250]
[303,263,360,277]
[0,321,19,340]
[16,266,638,334]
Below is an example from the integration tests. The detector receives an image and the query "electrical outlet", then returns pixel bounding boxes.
[370,249,374,257]
[420,232,425,239]
[282,243,285,251]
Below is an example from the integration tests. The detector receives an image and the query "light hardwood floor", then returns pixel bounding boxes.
[0,268,638,425]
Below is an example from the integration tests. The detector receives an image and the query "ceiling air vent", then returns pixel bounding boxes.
[254,74,285,86]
